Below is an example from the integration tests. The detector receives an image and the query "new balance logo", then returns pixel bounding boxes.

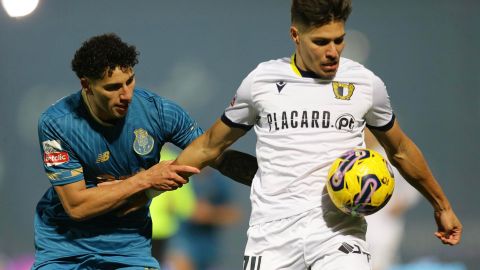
[338,242,371,262]
[244,255,262,270]
[276,81,286,93]
[96,151,110,163]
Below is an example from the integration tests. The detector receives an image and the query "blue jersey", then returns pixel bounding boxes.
[33,88,203,269]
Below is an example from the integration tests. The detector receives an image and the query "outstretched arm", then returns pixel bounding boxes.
[54,161,200,221]
[174,118,255,186]
[371,120,462,245]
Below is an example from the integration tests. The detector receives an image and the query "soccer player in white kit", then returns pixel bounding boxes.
[174,0,463,269]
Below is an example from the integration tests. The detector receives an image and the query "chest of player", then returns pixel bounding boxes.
[254,80,371,132]
[70,123,161,180]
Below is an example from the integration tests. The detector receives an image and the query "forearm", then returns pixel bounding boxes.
[211,149,257,186]
[388,139,451,212]
[56,174,150,221]
[174,120,239,175]
[175,139,224,175]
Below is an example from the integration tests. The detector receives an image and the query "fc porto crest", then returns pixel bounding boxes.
[332,82,355,100]
[133,128,154,155]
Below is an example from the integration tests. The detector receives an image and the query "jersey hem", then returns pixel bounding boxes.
[367,114,395,131]
[249,203,321,226]
[221,113,254,131]
[50,175,84,186]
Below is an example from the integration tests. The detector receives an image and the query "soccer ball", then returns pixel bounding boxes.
[326,148,395,217]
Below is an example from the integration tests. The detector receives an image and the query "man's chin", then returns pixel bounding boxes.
[318,72,336,80]
[114,113,127,120]
[113,107,129,117]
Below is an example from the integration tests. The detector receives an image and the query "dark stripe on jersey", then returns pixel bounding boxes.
[221,113,254,131]
[367,114,396,131]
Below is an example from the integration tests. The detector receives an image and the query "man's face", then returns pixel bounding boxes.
[291,20,346,79]
[83,67,135,122]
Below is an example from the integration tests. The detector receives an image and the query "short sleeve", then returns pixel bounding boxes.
[158,100,204,149]
[222,71,256,130]
[38,115,84,186]
[365,75,395,131]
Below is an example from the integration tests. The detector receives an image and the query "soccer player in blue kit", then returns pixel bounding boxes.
[33,33,255,270]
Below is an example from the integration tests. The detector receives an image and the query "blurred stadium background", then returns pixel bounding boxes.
[0,0,478,269]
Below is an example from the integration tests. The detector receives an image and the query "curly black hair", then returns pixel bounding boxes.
[71,33,139,80]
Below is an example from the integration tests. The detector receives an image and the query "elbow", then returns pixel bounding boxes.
[200,147,225,167]
[385,139,409,169]
[63,205,90,221]
[389,153,403,168]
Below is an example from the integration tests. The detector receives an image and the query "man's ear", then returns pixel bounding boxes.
[80,78,91,94]
[290,26,300,44]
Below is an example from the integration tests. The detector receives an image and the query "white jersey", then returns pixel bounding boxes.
[223,55,394,225]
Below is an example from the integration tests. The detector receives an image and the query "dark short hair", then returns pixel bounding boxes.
[71,33,139,80]
[291,0,352,30]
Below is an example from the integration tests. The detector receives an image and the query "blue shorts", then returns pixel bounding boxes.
[32,253,158,270]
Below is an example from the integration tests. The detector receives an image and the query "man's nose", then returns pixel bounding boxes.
[119,85,133,101]
[325,43,338,59]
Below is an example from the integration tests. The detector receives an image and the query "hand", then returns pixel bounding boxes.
[434,208,463,245]
[141,160,200,191]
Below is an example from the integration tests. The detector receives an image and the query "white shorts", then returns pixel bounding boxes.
[243,205,371,270]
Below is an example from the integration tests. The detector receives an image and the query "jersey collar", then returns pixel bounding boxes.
[290,53,325,79]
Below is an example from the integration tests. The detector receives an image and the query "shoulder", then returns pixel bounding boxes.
[134,88,188,114]
[253,57,290,75]
[338,58,374,76]
[337,57,384,86]
[39,91,81,126]
[256,57,290,70]
[133,88,162,102]
[133,88,173,108]
[243,57,291,83]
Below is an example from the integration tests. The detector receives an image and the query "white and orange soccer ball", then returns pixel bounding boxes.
[326,148,395,217]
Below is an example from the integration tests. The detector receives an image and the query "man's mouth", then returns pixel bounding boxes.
[115,104,129,113]
[322,62,338,71]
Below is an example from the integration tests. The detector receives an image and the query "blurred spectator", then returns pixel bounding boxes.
[150,146,196,268]
[365,129,421,270]
[167,167,241,270]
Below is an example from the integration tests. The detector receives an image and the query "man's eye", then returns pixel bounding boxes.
[104,84,121,91]
[126,78,133,85]
[334,38,344,45]
[314,40,329,46]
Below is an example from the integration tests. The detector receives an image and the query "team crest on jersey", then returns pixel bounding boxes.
[332,82,355,100]
[133,128,154,156]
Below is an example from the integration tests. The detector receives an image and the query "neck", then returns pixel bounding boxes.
[81,90,114,127]
[294,51,308,71]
